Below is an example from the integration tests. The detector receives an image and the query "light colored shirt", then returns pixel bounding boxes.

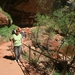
[12,34,22,46]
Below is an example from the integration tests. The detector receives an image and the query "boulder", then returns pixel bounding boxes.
[0,11,9,25]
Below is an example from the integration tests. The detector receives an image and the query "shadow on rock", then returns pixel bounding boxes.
[3,55,15,60]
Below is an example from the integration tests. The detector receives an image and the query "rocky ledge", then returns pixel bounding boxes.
[0,11,9,25]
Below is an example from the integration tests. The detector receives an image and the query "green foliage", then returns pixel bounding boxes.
[53,9,63,18]
[31,27,44,43]
[0,26,9,41]
[66,72,73,75]
[30,57,39,67]
[0,24,18,41]
[34,13,56,39]
[54,71,73,75]
[54,72,62,75]
[31,57,38,64]
[53,9,69,34]
[0,7,3,11]
[36,0,47,10]
[34,13,56,32]
[22,53,29,62]
[34,13,50,26]
[34,7,75,46]
[53,8,75,46]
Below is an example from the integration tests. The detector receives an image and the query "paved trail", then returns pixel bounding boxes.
[0,42,24,75]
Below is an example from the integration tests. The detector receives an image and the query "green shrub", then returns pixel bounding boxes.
[0,24,18,41]
[22,51,29,62]
[54,71,73,75]
[54,72,62,75]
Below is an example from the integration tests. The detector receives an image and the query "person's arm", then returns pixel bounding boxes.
[10,35,14,51]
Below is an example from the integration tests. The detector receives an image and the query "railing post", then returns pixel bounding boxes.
[29,45,31,64]
[63,61,67,75]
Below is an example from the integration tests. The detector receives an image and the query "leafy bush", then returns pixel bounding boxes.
[54,72,62,75]
[22,53,29,62]
[33,13,56,44]
[34,13,51,26]
[0,24,18,41]
[53,8,75,46]
[54,71,73,75]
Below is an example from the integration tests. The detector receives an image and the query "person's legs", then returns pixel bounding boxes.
[18,45,22,60]
[14,46,19,61]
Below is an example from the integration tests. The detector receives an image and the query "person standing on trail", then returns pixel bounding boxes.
[21,30,26,38]
[11,27,22,62]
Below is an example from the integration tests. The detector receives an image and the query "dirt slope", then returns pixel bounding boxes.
[0,42,24,75]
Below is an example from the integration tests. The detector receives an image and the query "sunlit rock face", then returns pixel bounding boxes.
[0,12,9,26]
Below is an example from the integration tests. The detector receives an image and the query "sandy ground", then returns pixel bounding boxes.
[0,40,40,75]
[0,42,24,75]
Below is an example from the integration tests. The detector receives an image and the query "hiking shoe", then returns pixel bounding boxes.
[17,59,20,62]
[14,60,17,62]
